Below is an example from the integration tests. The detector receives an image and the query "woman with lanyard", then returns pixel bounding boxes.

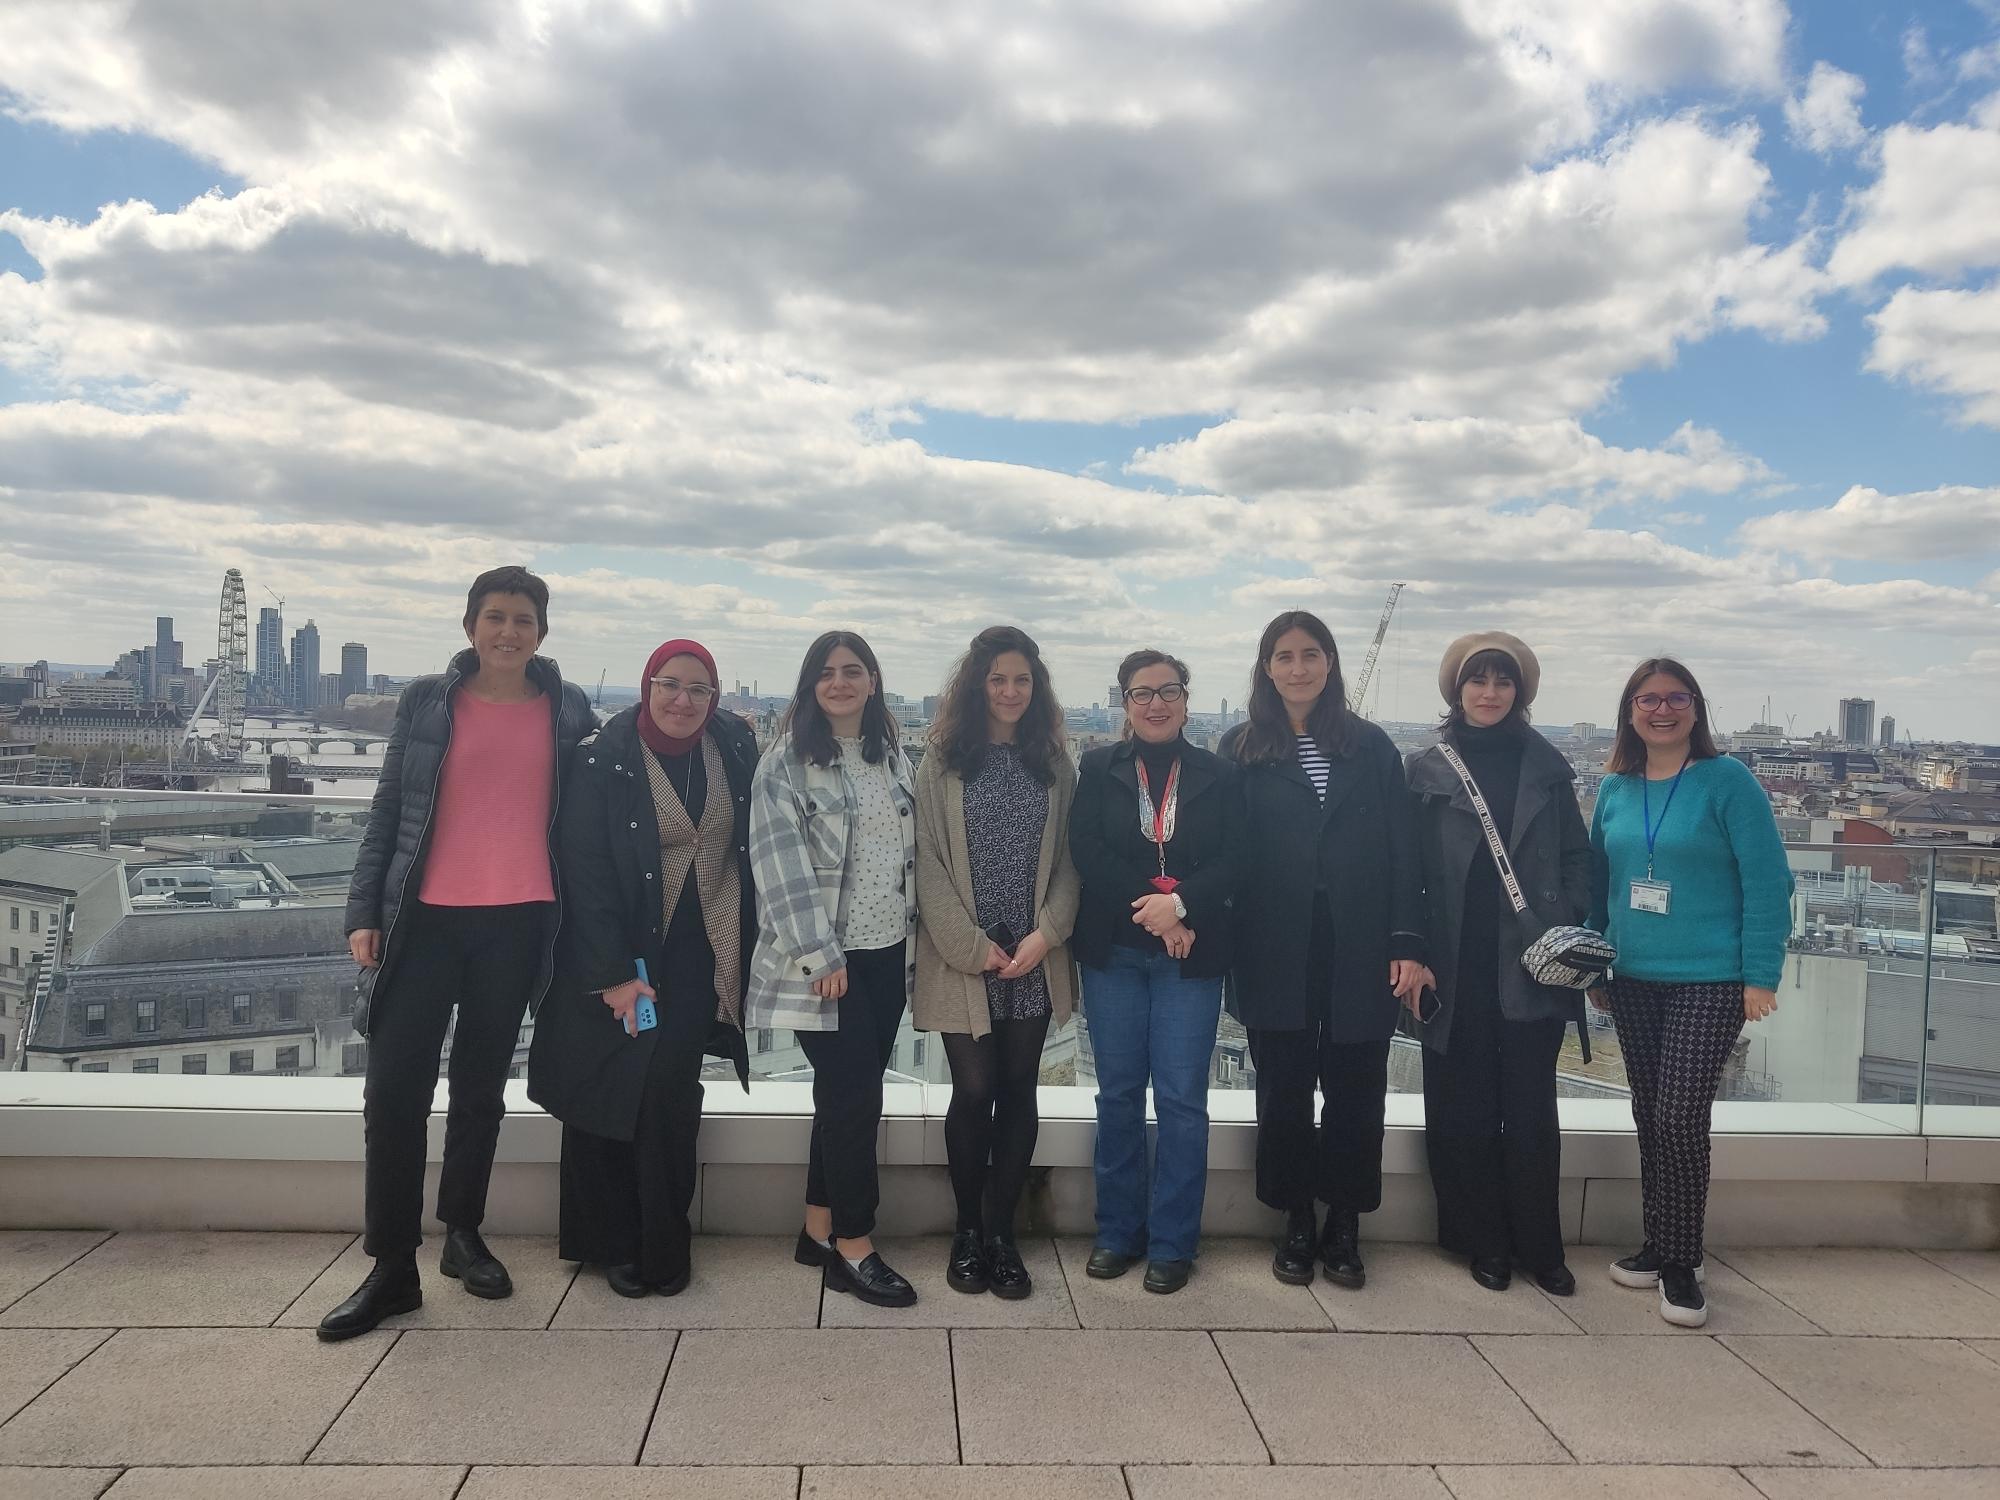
[913,626,1080,1299]
[746,631,921,1308]
[1222,610,1429,1290]
[528,639,757,1297]
[1589,657,1793,1327]
[1068,648,1238,1294]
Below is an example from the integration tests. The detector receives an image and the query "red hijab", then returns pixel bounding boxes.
[637,639,720,755]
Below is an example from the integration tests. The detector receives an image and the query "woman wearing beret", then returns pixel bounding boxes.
[1406,632,1590,1297]
[1222,610,1430,1290]
[528,638,757,1297]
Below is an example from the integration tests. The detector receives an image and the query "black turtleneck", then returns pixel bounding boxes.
[1451,719,1526,1001]
[1134,733,1182,790]
[1451,719,1523,843]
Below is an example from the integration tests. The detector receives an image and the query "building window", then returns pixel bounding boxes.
[182,1054,206,1075]
[277,989,298,1022]
[338,986,355,1017]
[132,1058,158,1074]
[7,948,15,967]
[184,996,204,1029]
[0,1035,7,1061]
[135,999,157,1034]
[80,1061,109,1073]
[230,993,251,1026]
[84,1002,106,1038]
[341,1041,366,1074]
[229,1049,254,1074]
[276,1045,300,1071]
[756,1027,774,1053]
[27,910,37,933]
[7,908,15,930]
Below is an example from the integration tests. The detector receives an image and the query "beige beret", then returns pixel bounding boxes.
[1438,631,1540,708]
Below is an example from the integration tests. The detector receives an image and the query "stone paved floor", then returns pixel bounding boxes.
[2,1231,1998,1497]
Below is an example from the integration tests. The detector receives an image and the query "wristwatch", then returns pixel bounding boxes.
[1171,892,1187,921]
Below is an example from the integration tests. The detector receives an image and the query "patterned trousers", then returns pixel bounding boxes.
[1608,976,1744,1268]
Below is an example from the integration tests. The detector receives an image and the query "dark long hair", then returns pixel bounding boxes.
[1606,657,1719,775]
[1237,610,1352,764]
[1439,648,1532,742]
[929,625,1066,784]
[780,630,898,768]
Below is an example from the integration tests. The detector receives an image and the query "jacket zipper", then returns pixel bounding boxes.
[372,659,462,991]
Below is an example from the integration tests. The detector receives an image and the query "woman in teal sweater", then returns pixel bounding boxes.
[1588,656,1793,1329]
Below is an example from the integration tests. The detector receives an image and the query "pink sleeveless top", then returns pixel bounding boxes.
[417,688,556,906]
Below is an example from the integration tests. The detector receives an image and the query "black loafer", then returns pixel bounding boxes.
[317,1256,421,1341]
[824,1251,918,1308]
[794,1228,832,1268]
[605,1263,649,1299]
[1085,1247,1142,1280]
[1320,1210,1366,1289]
[440,1227,512,1300]
[1533,1262,1576,1297]
[1143,1258,1192,1294]
[654,1265,691,1297]
[946,1229,991,1294]
[1470,1257,1513,1292]
[1272,1204,1316,1286]
[986,1236,1032,1300]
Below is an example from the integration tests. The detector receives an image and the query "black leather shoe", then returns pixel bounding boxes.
[654,1265,691,1297]
[1143,1258,1192,1294]
[824,1251,918,1308]
[1085,1246,1142,1279]
[946,1229,991,1294]
[316,1256,421,1341]
[986,1236,1032,1300]
[440,1226,512,1299]
[794,1228,832,1268]
[1320,1210,1365,1289]
[1532,1262,1576,1297]
[605,1263,649,1299]
[1272,1204,1316,1286]
[1470,1256,1513,1292]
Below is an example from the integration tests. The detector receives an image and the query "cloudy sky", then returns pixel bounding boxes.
[2,0,1998,739]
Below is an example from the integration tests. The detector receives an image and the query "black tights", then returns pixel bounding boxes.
[941,1015,1050,1239]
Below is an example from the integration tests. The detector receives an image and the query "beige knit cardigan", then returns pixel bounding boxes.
[912,745,1080,1038]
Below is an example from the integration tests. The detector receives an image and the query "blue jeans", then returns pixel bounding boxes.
[1081,946,1224,1264]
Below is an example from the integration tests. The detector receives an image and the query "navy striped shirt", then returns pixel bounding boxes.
[1296,734,1331,801]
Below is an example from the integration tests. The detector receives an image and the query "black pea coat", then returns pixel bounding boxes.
[1068,739,1239,981]
[1221,718,1426,1041]
[1404,729,1594,1054]
[526,706,758,1142]
[343,648,596,1036]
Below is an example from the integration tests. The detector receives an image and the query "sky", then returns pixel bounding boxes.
[1,0,1997,741]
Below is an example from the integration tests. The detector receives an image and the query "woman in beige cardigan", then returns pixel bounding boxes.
[915,625,1080,1300]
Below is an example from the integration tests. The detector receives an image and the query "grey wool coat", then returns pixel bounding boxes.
[912,745,1080,1037]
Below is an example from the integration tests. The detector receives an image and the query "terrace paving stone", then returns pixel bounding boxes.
[1547,1248,1819,1335]
[1740,1470,2000,1499]
[551,1236,822,1330]
[0,1234,110,1317]
[463,1467,800,1500]
[1054,1237,1330,1330]
[0,1330,110,1426]
[1471,1333,1864,1467]
[1308,1243,1583,1334]
[1433,1467,1762,1499]
[1917,1249,2000,1299]
[0,1470,119,1500]
[1715,1248,2000,1337]
[277,1235,576,1331]
[1125,1465,1451,1499]
[819,1238,1077,1328]
[102,1467,464,1499]
[0,1232,353,1330]
[1214,1331,1567,1466]
[801,1466,1129,1499]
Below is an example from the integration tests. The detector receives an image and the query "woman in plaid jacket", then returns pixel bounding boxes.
[745,631,921,1308]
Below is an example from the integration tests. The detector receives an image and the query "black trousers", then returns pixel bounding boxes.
[557,988,712,1283]
[1249,1024,1392,1215]
[797,942,908,1241]
[362,900,547,1258]
[1421,988,1566,1273]
[941,1013,1051,1237]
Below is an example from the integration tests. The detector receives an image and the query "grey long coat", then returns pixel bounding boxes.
[1404,729,1593,1054]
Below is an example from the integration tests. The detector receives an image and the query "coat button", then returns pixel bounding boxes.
[645,872,654,880]
[587,756,595,764]
[630,821,639,829]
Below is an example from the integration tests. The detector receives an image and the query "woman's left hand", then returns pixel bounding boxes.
[1744,985,1778,1021]
[1130,893,1181,935]
[1389,960,1433,1003]
[999,929,1050,980]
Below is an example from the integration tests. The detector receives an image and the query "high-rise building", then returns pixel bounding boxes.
[318,672,344,709]
[1880,715,1897,748]
[340,644,367,703]
[255,607,286,703]
[152,617,181,700]
[1838,697,1875,747]
[291,621,321,710]
[1108,683,1122,711]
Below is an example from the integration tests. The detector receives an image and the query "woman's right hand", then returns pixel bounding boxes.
[982,944,1011,973]
[811,966,849,1001]
[349,929,382,968]
[599,977,656,1037]
[1162,922,1195,960]
[1587,986,1610,1013]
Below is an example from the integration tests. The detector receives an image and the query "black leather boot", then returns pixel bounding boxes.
[1272,1204,1316,1285]
[1470,1256,1512,1292]
[440,1226,512,1299]
[1320,1209,1365,1289]
[946,1229,991,1294]
[317,1255,421,1341]
[986,1236,1032,1300]
[605,1263,649,1299]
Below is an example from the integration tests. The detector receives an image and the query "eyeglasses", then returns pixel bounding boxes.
[649,678,716,705]
[1124,684,1187,705]
[1632,691,1696,712]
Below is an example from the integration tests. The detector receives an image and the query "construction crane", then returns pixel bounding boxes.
[1350,582,1404,716]
[594,669,606,708]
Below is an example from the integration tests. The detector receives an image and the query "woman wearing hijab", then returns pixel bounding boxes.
[528,640,758,1296]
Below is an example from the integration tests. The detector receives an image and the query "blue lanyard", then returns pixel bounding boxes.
[1640,758,1689,880]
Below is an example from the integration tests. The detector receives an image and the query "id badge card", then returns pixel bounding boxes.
[1629,878,1672,916]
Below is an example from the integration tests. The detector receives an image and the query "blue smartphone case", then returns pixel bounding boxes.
[634,959,658,1033]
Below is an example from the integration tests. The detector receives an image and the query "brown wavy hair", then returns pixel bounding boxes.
[928,625,1066,784]
[1606,657,1720,775]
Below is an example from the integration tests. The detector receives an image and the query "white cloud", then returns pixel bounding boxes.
[1785,62,1867,155]
[1738,484,2000,562]
[1866,281,2000,428]
[1828,102,2000,286]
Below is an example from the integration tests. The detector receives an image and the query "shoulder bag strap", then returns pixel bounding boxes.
[1435,741,1529,917]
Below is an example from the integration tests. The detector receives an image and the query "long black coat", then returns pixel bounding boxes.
[1068,739,1239,981]
[1221,718,1426,1041]
[1405,729,1593,1054]
[344,649,596,1036]
[526,706,757,1141]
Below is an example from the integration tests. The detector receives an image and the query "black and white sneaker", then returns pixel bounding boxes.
[1659,1264,1708,1327]
[1608,1243,1705,1289]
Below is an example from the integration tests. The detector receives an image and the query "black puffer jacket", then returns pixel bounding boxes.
[344,648,597,1035]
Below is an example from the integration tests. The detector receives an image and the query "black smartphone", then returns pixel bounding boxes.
[1416,984,1442,1025]
[984,921,1019,956]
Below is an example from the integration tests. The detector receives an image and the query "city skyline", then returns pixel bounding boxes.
[1,3,1997,738]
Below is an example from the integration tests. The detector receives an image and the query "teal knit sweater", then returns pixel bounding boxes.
[1588,755,1795,990]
